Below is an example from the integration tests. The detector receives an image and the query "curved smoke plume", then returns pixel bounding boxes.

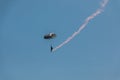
[52,0,109,52]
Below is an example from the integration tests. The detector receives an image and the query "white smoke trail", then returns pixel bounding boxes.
[52,0,109,52]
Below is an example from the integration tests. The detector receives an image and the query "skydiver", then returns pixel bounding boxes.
[44,33,56,39]
[51,46,53,52]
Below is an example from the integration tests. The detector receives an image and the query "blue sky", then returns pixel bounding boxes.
[1,0,120,80]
